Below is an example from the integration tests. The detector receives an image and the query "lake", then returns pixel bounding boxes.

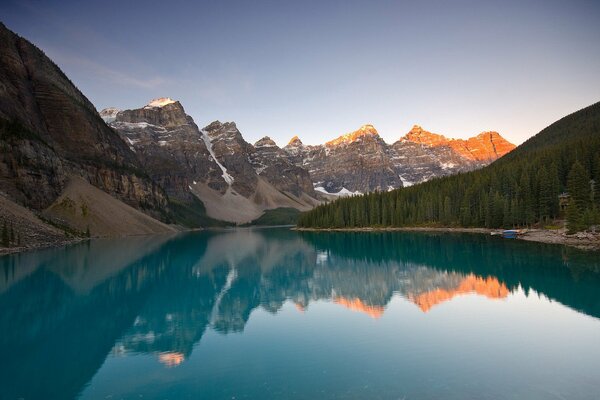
[1,228,600,399]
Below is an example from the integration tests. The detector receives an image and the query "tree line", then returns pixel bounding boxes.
[298,102,600,233]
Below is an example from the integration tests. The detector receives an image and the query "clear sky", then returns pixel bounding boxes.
[2,0,599,146]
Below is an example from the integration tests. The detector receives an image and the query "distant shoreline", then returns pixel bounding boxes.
[292,226,600,251]
[3,225,598,257]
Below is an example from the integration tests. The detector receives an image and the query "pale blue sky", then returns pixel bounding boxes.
[2,0,599,145]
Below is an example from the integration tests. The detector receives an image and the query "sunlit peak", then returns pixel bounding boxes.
[146,97,176,108]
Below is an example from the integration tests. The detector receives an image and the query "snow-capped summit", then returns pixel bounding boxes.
[144,97,176,108]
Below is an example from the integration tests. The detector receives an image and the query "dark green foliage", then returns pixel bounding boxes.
[168,197,229,228]
[299,101,600,233]
[242,207,301,226]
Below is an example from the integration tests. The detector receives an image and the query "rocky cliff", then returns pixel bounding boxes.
[283,125,402,194]
[105,98,226,202]
[104,104,320,224]
[0,23,166,216]
[284,124,515,192]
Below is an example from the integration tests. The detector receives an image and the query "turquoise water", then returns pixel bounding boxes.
[1,229,600,400]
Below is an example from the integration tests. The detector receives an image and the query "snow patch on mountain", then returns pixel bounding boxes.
[201,130,234,186]
[314,186,362,197]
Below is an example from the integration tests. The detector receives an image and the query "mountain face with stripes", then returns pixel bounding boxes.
[283,124,515,194]
[103,101,319,223]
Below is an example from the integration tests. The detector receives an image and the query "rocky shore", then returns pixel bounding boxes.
[293,226,600,251]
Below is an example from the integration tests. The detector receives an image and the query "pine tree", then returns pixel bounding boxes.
[566,201,584,234]
[538,167,552,222]
[566,161,592,232]
[567,161,591,208]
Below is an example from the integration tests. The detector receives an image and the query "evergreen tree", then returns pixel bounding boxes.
[567,161,591,208]
[566,201,584,234]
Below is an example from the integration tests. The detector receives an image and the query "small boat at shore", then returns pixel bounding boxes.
[501,229,527,239]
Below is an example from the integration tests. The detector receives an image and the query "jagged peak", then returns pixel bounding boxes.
[326,124,380,146]
[144,97,176,108]
[203,121,240,138]
[402,125,515,161]
[475,131,502,140]
[99,107,121,123]
[403,125,448,146]
[254,136,278,147]
[287,135,303,146]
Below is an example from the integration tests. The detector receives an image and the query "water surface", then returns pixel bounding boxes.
[1,229,599,399]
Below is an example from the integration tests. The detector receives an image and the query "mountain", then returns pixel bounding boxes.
[0,22,170,244]
[298,101,600,233]
[104,104,320,224]
[283,125,401,194]
[283,124,514,193]
[103,98,227,202]
[391,125,515,185]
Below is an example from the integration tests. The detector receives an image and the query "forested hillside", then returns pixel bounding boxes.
[298,102,600,233]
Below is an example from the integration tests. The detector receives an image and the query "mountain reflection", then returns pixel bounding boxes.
[1,229,599,399]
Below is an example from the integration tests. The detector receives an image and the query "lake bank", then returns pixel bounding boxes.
[293,226,600,251]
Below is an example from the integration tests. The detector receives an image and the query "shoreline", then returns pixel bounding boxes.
[4,225,599,257]
[0,237,85,256]
[293,226,600,251]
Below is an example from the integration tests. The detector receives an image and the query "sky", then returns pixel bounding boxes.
[1,0,599,146]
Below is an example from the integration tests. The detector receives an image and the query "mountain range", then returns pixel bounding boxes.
[0,22,514,248]
[102,98,513,222]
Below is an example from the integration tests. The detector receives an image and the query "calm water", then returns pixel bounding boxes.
[1,229,600,400]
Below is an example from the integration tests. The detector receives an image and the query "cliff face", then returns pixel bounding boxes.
[0,23,166,213]
[284,124,515,192]
[250,136,316,198]
[284,125,403,194]
[402,125,515,162]
[105,106,320,223]
[106,99,227,201]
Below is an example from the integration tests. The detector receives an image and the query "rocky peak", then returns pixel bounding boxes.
[99,107,121,123]
[144,97,176,108]
[287,135,303,147]
[117,98,189,128]
[254,136,278,148]
[463,131,516,161]
[403,125,450,147]
[402,125,515,162]
[326,124,380,147]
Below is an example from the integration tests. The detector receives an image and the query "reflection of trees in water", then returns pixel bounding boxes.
[0,229,598,398]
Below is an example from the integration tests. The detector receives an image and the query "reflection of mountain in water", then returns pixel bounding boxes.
[1,229,599,398]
